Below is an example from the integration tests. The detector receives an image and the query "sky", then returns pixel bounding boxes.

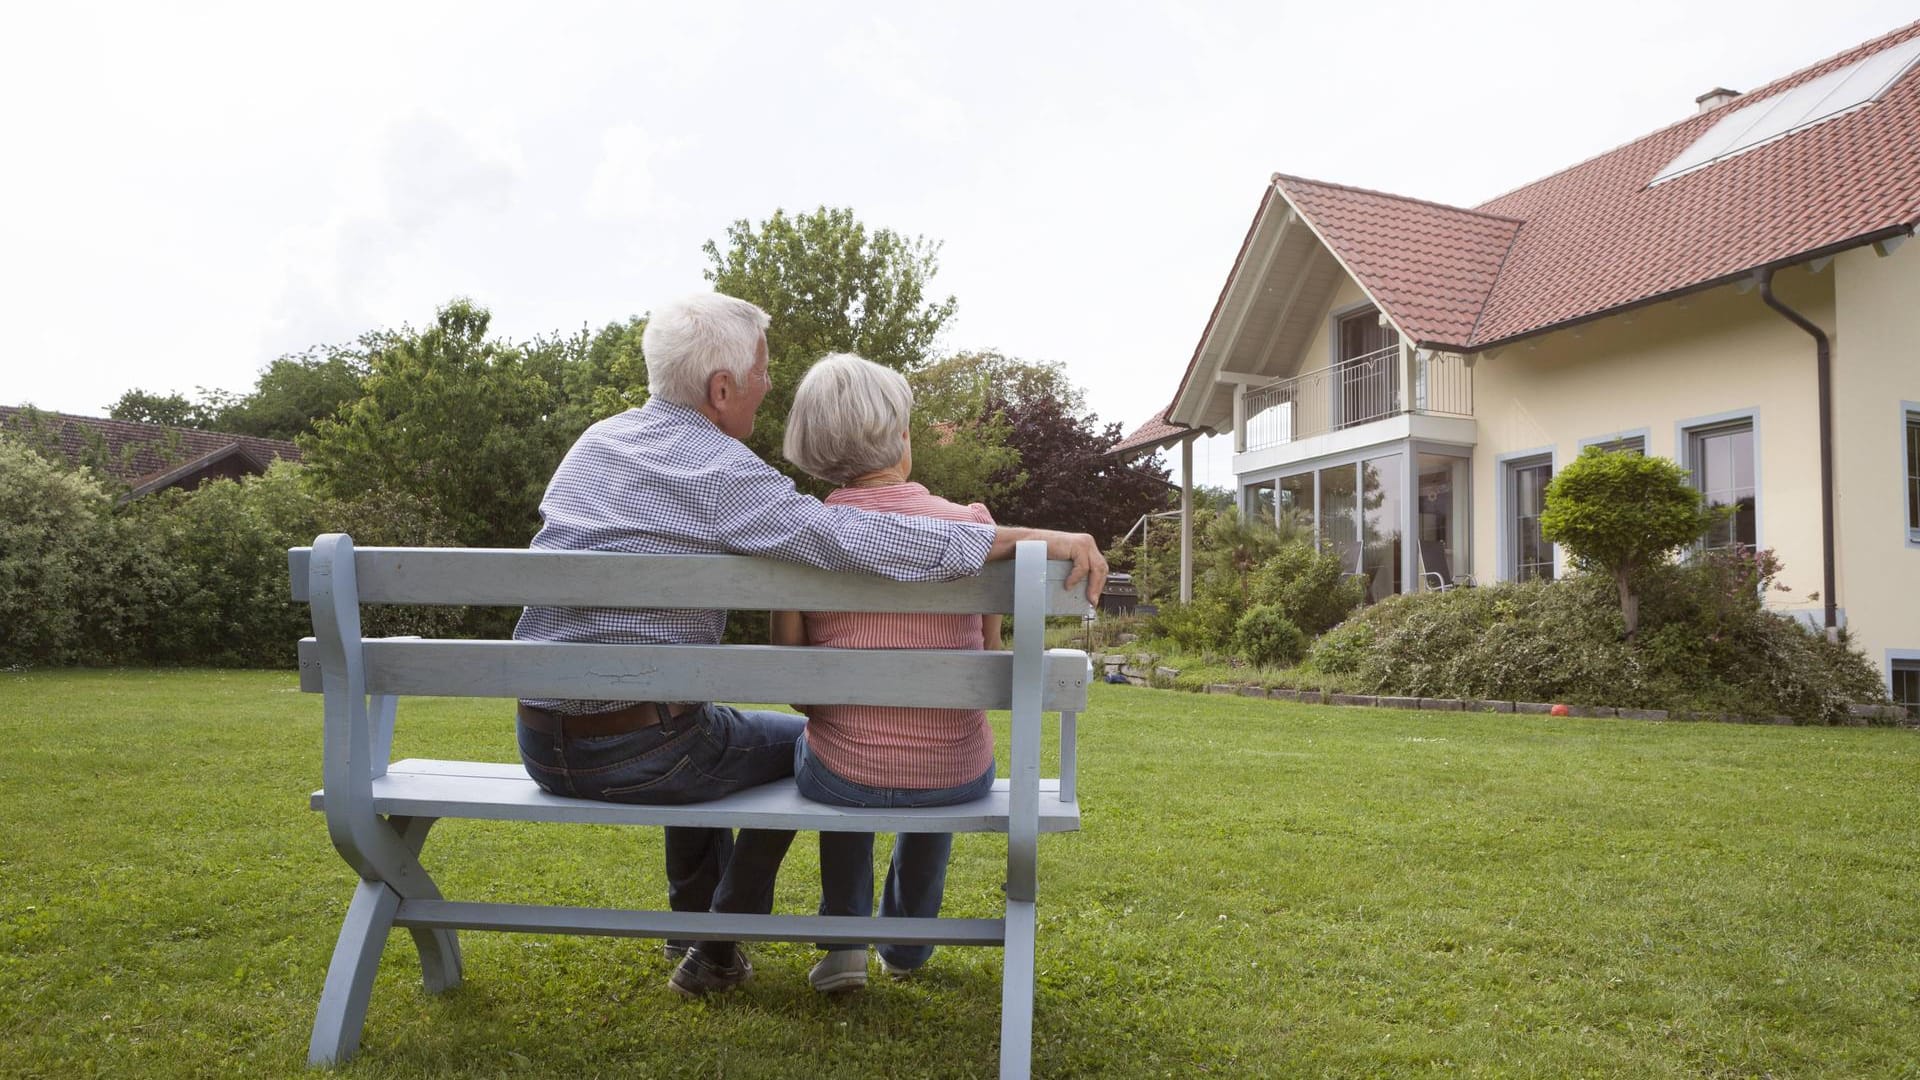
[3,1,1914,487]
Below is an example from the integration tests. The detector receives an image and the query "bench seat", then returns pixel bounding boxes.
[314,758,1082,833]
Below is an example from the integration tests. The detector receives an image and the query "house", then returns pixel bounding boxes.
[1115,21,1920,709]
[0,405,303,499]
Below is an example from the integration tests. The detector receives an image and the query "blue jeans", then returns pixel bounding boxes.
[517,704,805,929]
[793,733,997,971]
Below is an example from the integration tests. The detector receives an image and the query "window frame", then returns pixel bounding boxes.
[1676,407,1762,552]
[1496,447,1558,583]
[1889,651,1920,721]
[1578,428,1650,456]
[1903,401,1919,548]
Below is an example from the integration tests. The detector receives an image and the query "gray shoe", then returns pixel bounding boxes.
[808,949,868,993]
[669,946,753,998]
[662,941,690,961]
[878,952,916,980]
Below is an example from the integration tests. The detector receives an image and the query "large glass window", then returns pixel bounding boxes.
[1279,472,1315,533]
[1510,456,1554,581]
[1244,480,1276,523]
[1361,454,1403,602]
[1691,421,1756,549]
[1905,409,1918,542]
[1321,463,1360,576]
[1894,660,1920,721]
[1417,453,1471,590]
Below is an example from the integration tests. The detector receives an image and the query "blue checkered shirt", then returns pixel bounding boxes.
[513,398,996,714]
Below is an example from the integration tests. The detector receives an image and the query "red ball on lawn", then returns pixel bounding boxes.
[1550,704,1571,717]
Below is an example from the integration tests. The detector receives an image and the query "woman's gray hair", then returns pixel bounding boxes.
[784,353,914,485]
[640,292,771,407]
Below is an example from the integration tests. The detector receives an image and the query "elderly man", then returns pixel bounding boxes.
[512,292,1105,998]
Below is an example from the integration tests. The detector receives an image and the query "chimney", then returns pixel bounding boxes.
[1695,87,1742,114]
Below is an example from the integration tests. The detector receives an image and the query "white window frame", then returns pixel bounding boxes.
[1496,446,1558,583]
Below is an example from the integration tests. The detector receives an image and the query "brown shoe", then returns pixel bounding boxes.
[669,946,753,997]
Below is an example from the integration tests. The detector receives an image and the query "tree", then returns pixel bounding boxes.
[107,389,213,429]
[301,300,579,551]
[914,351,1171,546]
[1539,447,1719,639]
[207,337,383,440]
[701,206,963,478]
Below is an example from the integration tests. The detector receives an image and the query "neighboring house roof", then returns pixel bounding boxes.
[0,406,303,496]
[1144,19,1920,435]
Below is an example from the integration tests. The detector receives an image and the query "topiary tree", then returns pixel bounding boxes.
[1539,447,1718,639]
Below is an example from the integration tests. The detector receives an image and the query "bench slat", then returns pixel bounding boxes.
[296,639,1091,712]
[313,759,1081,833]
[394,900,1007,946]
[288,547,1092,616]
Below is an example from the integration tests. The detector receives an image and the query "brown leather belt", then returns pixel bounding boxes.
[515,701,697,738]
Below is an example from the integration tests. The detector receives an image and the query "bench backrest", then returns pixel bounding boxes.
[290,534,1087,906]
[288,540,1092,710]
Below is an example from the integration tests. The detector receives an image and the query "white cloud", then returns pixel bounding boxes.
[585,125,679,222]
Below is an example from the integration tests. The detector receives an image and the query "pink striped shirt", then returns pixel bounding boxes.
[801,483,997,789]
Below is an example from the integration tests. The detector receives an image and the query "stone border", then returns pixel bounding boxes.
[1090,653,1913,728]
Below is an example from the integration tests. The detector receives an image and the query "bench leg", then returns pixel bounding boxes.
[391,816,463,994]
[998,899,1037,1080]
[309,879,400,1067]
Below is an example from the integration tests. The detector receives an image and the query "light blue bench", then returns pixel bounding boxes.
[289,535,1089,1077]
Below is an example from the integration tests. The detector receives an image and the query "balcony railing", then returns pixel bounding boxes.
[1242,347,1472,453]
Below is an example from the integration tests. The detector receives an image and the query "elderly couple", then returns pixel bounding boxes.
[512,292,1107,998]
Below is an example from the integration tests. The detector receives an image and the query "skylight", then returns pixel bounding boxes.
[1652,35,1920,185]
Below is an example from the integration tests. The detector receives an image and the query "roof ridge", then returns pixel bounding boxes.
[1474,17,1920,210]
[1272,172,1526,224]
[1464,220,1526,348]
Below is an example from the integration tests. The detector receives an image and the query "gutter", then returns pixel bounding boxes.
[1753,268,1839,640]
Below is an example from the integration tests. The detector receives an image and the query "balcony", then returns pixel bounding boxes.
[1242,346,1473,453]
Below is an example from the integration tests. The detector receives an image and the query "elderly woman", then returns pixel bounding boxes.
[773,352,1001,994]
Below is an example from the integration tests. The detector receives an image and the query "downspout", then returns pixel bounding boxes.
[1754,268,1838,641]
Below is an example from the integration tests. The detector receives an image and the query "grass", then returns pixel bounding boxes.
[5,670,1920,1077]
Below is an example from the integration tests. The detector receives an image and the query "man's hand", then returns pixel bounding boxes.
[990,527,1109,604]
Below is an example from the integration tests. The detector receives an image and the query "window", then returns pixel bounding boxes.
[1690,421,1757,549]
[1592,435,1646,455]
[1894,660,1920,721]
[1334,307,1399,429]
[1279,472,1315,532]
[1244,480,1276,523]
[1509,455,1554,582]
[1905,408,1919,543]
[1418,453,1471,590]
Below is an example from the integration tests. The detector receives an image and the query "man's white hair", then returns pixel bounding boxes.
[784,353,914,485]
[641,292,771,407]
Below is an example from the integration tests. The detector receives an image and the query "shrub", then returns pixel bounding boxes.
[0,439,119,665]
[1301,553,1887,722]
[1246,542,1367,637]
[1233,604,1308,668]
[1539,447,1716,638]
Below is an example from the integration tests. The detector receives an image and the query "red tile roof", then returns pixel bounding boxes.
[1273,19,1920,352]
[1274,176,1522,347]
[1110,407,1187,457]
[0,406,302,493]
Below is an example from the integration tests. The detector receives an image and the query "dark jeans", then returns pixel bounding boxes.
[516,703,805,931]
[793,732,997,971]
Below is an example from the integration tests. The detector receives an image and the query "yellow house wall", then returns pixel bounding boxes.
[1832,243,1920,685]
[1467,270,1835,624]
[1282,277,1371,376]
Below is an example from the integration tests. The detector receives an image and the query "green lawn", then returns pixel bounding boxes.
[4,670,1919,1078]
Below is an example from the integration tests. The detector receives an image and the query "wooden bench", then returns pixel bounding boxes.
[289,534,1089,1077]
